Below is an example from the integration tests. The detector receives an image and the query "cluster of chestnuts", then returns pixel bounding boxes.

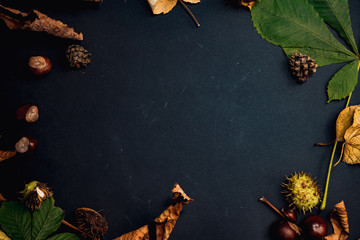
[15,104,39,154]
[260,196,328,240]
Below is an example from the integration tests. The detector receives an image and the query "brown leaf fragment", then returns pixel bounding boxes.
[287,222,301,236]
[0,5,83,40]
[336,105,360,142]
[114,184,193,240]
[0,150,16,162]
[0,193,6,202]
[147,0,199,15]
[237,0,256,9]
[114,225,150,240]
[325,201,349,240]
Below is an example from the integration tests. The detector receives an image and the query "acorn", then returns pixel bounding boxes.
[75,208,108,240]
[282,172,321,213]
[21,181,52,211]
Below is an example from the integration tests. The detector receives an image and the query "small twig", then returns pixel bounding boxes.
[259,196,287,219]
[62,219,81,233]
[178,0,200,27]
[315,140,336,146]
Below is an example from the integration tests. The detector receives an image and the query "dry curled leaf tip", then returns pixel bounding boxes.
[325,201,349,240]
[114,184,193,240]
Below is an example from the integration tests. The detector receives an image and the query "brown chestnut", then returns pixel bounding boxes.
[15,136,37,154]
[28,56,52,75]
[16,104,39,123]
[281,207,297,223]
[302,215,328,240]
[272,221,297,240]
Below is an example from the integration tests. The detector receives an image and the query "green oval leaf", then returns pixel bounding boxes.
[327,60,360,102]
[308,0,358,55]
[32,197,65,240]
[47,233,80,240]
[251,0,356,66]
[0,202,31,240]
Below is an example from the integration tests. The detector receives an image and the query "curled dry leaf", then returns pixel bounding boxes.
[336,105,360,142]
[0,150,16,162]
[147,0,199,15]
[0,5,83,40]
[114,183,193,240]
[340,108,360,165]
[325,201,349,240]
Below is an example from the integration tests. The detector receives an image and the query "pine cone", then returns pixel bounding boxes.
[289,53,318,83]
[66,44,92,69]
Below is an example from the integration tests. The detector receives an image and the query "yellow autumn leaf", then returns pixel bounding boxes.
[0,230,10,240]
[340,108,360,165]
[146,0,200,26]
[336,105,360,141]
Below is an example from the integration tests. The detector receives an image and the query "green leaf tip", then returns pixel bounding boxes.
[327,60,360,102]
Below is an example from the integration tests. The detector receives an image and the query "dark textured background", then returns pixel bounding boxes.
[0,0,360,239]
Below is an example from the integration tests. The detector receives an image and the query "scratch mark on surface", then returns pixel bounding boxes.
[123,215,132,226]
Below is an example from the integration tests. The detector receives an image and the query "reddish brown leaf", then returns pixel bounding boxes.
[0,150,16,162]
[0,193,6,202]
[325,201,349,240]
[114,184,193,240]
[336,105,360,142]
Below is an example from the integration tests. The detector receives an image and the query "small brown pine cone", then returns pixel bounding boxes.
[289,53,318,83]
[66,44,92,69]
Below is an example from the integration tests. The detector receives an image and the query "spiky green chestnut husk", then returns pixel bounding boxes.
[282,172,321,213]
[21,181,52,211]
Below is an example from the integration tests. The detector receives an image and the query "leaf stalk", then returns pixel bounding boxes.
[320,92,352,211]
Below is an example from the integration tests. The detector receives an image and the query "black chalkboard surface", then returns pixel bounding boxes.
[0,0,360,239]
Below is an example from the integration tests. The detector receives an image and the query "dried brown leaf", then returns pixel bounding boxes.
[147,0,199,15]
[336,105,360,142]
[0,193,6,202]
[341,108,360,165]
[325,201,349,240]
[114,184,193,240]
[0,5,83,40]
[238,0,256,9]
[0,150,16,162]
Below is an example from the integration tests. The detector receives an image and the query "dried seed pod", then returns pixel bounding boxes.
[21,181,52,211]
[289,53,318,83]
[65,44,92,69]
[282,172,321,213]
[16,104,39,123]
[75,208,108,240]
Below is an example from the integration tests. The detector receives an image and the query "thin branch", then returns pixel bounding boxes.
[178,0,200,27]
